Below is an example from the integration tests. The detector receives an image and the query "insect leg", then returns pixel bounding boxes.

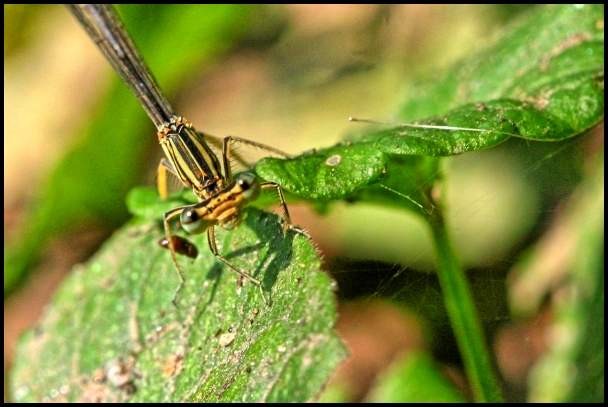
[157,158,178,200]
[222,135,291,180]
[260,181,291,226]
[207,226,269,305]
[259,182,309,238]
[207,226,261,285]
[162,205,189,306]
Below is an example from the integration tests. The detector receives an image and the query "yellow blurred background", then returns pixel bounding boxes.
[5,4,600,402]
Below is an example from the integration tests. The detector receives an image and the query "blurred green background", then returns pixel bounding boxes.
[4,4,603,402]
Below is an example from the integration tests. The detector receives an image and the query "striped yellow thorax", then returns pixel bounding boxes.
[158,117,224,199]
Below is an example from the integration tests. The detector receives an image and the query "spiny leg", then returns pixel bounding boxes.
[207,226,261,285]
[260,182,291,227]
[207,226,269,305]
[221,136,305,235]
[222,135,291,180]
[259,182,309,238]
[163,206,189,306]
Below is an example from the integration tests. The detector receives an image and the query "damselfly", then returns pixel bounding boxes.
[68,4,299,305]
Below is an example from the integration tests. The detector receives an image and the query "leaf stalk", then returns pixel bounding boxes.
[426,189,503,402]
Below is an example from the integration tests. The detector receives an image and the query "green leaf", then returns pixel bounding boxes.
[366,352,466,402]
[352,155,439,216]
[126,187,196,220]
[428,210,502,402]
[399,5,604,121]
[258,143,388,201]
[255,5,604,205]
[526,153,604,402]
[317,381,351,403]
[10,206,346,402]
[4,5,256,297]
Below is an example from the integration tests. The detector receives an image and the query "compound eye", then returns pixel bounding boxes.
[236,172,260,200]
[181,208,198,223]
[236,172,255,189]
[180,208,206,234]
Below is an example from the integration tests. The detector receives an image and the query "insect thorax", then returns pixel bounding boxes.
[158,121,224,196]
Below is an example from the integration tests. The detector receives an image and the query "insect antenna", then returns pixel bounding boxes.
[377,183,434,215]
[349,116,520,137]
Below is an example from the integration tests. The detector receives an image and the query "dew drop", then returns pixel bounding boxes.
[106,358,132,388]
[325,154,342,167]
[219,330,237,347]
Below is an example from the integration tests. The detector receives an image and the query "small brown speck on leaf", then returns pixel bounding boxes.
[93,368,106,384]
[106,357,136,392]
[162,353,184,378]
[219,330,237,347]
[539,32,592,71]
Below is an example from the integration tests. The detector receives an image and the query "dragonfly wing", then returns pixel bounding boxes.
[199,132,270,177]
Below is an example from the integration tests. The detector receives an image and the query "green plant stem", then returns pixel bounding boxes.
[428,210,503,402]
